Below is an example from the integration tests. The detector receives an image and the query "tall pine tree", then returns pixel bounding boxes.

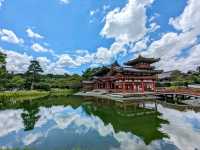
[26,60,43,90]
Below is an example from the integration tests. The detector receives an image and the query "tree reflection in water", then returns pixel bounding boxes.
[21,100,40,131]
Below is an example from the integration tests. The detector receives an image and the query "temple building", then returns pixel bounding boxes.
[82,55,162,93]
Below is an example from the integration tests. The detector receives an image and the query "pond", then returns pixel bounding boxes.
[0,96,200,150]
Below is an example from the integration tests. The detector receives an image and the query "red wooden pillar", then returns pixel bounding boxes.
[153,80,156,92]
[141,80,144,93]
[132,83,134,92]
[123,82,126,93]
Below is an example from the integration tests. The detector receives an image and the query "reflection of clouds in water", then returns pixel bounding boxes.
[1,105,193,150]
[23,132,43,146]
[27,106,177,150]
[0,109,24,137]
[36,106,114,137]
[158,105,200,150]
[110,132,148,150]
[28,106,148,149]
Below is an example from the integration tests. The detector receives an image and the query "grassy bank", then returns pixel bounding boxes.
[0,90,49,101]
[49,88,76,97]
[0,89,77,101]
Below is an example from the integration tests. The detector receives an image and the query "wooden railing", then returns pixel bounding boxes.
[157,87,200,96]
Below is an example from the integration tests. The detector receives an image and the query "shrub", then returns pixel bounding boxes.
[34,82,51,91]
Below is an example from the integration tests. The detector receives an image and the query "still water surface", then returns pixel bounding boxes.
[0,96,200,150]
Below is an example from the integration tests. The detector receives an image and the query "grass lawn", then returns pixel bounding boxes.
[49,88,76,97]
[0,89,77,102]
[0,90,49,101]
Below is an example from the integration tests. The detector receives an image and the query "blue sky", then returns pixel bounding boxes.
[0,0,200,74]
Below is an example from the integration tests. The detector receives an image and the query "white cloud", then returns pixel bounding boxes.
[0,48,32,73]
[0,29,24,44]
[0,0,5,8]
[158,105,200,150]
[149,13,160,23]
[155,44,200,72]
[36,57,50,71]
[93,0,155,66]
[90,9,99,16]
[94,47,113,64]
[102,5,110,12]
[59,0,70,4]
[169,0,200,32]
[97,0,199,72]
[144,31,196,59]
[57,54,80,67]
[142,0,200,72]
[56,38,127,68]
[0,109,24,137]
[0,47,68,74]
[31,43,51,52]
[149,22,160,32]
[36,57,67,75]
[57,38,127,68]
[93,40,126,65]
[101,0,154,43]
[57,50,95,68]
[26,28,44,39]
[75,53,94,65]
[142,31,198,72]
[131,37,149,52]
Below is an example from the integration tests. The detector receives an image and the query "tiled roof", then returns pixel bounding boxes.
[124,55,160,66]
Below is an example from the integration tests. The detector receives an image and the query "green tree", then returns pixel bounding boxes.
[197,66,200,73]
[26,60,43,90]
[171,70,183,81]
[82,68,93,79]
[0,52,7,90]
[0,52,6,76]
[82,67,102,79]
[0,52,6,63]
[8,75,26,90]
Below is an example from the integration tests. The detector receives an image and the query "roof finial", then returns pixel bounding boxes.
[112,60,119,67]
[138,54,142,58]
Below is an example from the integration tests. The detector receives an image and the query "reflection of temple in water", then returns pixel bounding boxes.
[84,99,168,144]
